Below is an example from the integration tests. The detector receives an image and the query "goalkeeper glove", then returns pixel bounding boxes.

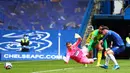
[74,33,81,38]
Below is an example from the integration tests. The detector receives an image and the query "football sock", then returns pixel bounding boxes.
[97,51,102,65]
[108,54,118,65]
[105,55,110,66]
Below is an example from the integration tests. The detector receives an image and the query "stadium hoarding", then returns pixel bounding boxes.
[0,30,77,60]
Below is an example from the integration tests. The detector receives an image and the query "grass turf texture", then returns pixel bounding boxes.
[0,59,130,73]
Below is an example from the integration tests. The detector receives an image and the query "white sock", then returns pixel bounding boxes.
[105,55,110,66]
[108,54,118,65]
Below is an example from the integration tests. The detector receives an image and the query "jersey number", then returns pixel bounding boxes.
[74,51,79,56]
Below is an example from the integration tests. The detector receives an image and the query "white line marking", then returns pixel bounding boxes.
[0,61,38,64]
[32,67,83,73]
[0,60,56,64]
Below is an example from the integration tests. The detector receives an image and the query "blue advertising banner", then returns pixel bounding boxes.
[0,30,77,60]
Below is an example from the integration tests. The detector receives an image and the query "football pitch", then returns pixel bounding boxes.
[0,59,130,73]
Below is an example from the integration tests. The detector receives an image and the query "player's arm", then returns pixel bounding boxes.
[103,40,108,50]
[63,52,70,64]
[73,33,82,47]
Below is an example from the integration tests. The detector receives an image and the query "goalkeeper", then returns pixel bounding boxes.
[85,25,108,66]
[63,33,94,65]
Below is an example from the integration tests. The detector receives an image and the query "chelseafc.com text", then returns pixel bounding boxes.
[4,54,63,59]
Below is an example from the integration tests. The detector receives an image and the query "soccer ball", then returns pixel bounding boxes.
[4,62,12,70]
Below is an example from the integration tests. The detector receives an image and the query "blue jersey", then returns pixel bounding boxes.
[102,30,124,46]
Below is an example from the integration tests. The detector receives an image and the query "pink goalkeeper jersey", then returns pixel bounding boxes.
[65,38,85,63]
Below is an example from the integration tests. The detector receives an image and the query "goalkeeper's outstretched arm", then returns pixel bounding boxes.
[63,53,70,64]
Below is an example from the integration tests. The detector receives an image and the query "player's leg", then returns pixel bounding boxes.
[108,49,120,69]
[80,57,94,64]
[96,50,102,66]
[93,48,97,60]
[81,46,90,67]
[85,51,93,67]
[100,48,118,69]
[110,46,125,70]
[100,53,110,69]
[82,45,93,67]
[92,43,97,60]
[95,43,103,66]
[101,46,125,70]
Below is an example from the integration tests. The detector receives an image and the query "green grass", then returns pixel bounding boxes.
[0,59,130,73]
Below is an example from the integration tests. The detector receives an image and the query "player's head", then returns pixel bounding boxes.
[23,34,28,39]
[101,26,109,35]
[66,42,72,50]
[98,25,104,34]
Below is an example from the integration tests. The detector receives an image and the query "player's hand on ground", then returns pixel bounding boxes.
[63,56,68,64]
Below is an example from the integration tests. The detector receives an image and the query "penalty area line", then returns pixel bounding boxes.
[32,66,84,73]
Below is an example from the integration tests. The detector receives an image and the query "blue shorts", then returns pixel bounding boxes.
[111,45,125,55]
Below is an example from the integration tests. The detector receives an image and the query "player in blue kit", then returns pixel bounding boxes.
[99,26,125,70]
